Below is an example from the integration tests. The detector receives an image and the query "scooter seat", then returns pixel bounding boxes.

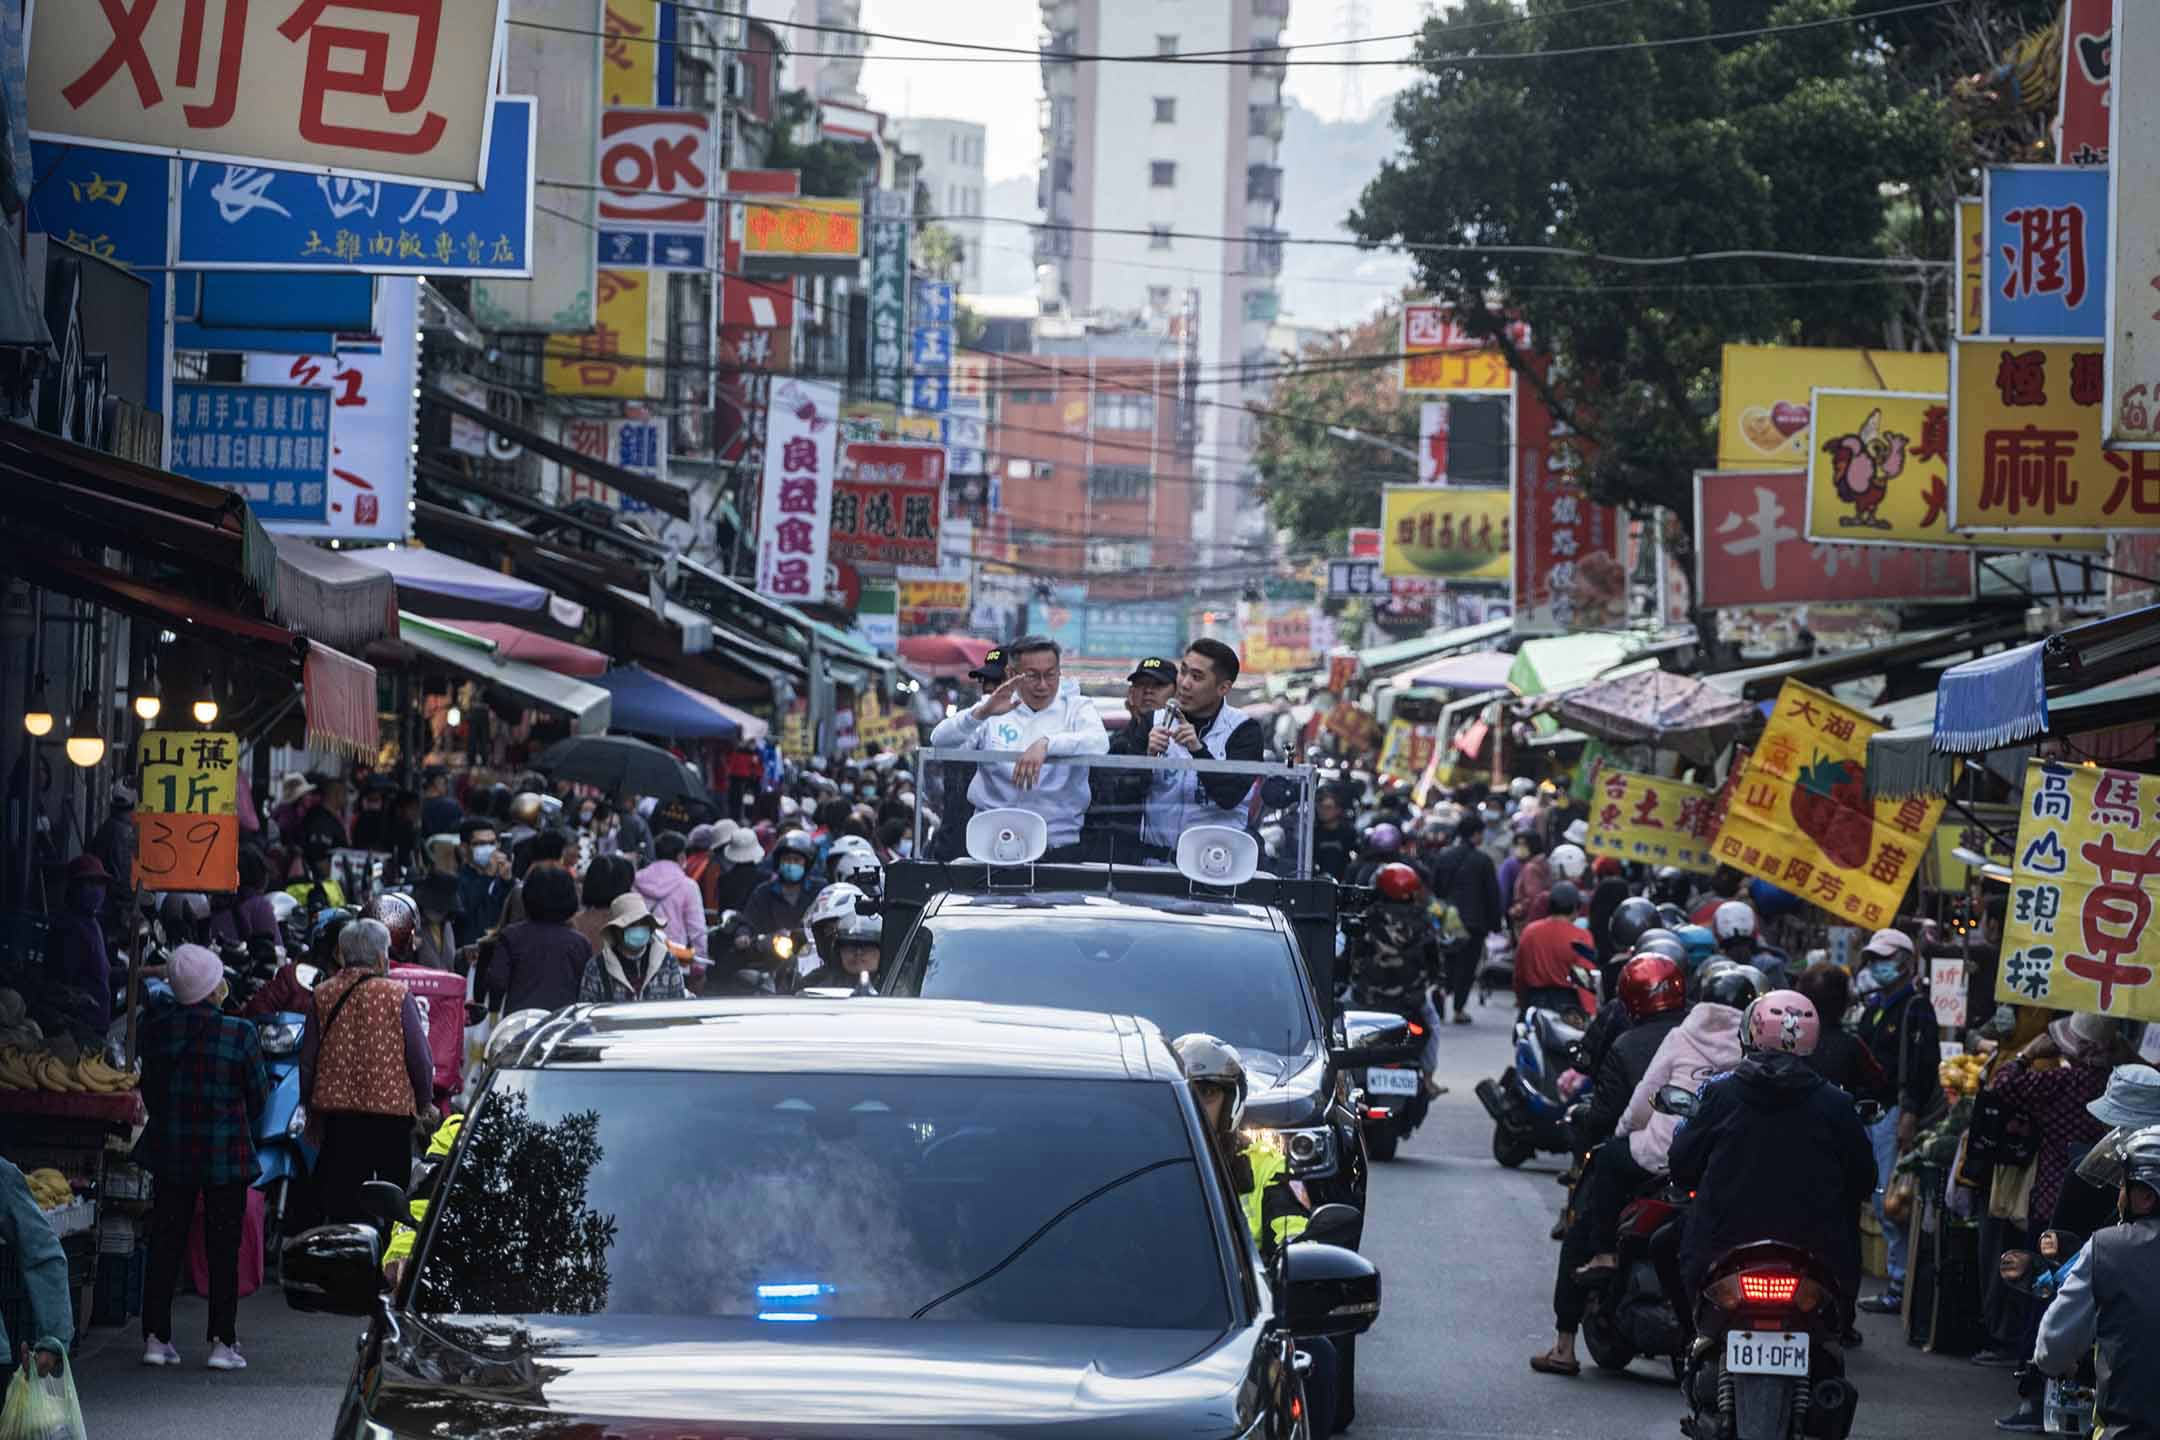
[1532,1009,1585,1053]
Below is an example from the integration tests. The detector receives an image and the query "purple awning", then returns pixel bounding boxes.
[344,545,585,628]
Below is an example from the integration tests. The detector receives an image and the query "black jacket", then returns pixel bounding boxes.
[1429,841,1503,936]
[1181,708,1267,812]
[1852,984,1941,1115]
[1084,717,1154,862]
[484,921,593,1014]
[1588,878,1631,963]
[1802,1024,1881,1098]
[1667,1052,1877,1301]
[1311,821,1359,883]
[1580,1007,1687,1147]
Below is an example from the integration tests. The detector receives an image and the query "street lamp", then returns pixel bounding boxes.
[191,672,220,726]
[22,674,53,737]
[1325,424,1420,464]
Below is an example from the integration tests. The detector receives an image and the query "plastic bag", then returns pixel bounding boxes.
[0,1353,88,1440]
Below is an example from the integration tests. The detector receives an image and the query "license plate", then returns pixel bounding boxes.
[1726,1329,1809,1377]
[1366,1068,1420,1096]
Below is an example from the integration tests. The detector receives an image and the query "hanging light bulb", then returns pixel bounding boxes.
[445,704,463,729]
[63,691,105,768]
[191,671,220,726]
[133,693,162,721]
[133,655,162,720]
[22,673,53,737]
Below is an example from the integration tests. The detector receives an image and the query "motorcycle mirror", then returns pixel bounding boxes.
[1297,1203,1361,1248]
[359,1179,409,1230]
[1650,1084,1698,1118]
[2038,1229,2085,1263]
[1998,1250,2048,1299]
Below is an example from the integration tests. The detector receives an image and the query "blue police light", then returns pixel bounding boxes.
[756,1311,822,1322]
[756,1283,833,1300]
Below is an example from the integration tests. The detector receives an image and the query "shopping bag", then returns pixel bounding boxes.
[0,1352,88,1440]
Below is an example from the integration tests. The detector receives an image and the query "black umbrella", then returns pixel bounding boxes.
[535,735,704,801]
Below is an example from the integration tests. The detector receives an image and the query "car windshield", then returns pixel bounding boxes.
[895,914,1316,1059]
[411,1070,1229,1332]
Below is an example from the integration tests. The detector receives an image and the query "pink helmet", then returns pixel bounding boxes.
[1741,989,1821,1057]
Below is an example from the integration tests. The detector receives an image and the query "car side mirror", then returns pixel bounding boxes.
[1280,1240,1380,1339]
[360,1179,410,1230]
[1651,1084,1697,1119]
[282,1223,384,1316]
[1297,1203,1361,1249]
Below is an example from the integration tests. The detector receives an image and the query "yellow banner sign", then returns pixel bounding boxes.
[854,691,917,756]
[545,269,656,397]
[1996,761,2160,1021]
[1400,302,1514,394]
[137,731,239,815]
[1949,338,2160,534]
[1377,719,1436,781]
[1718,345,1948,469]
[1712,680,1945,928]
[897,579,969,611]
[1955,198,1984,337]
[1586,766,1718,873]
[1804,389,2102,552]
[779,701,810,759]
[1380,486,1511,582]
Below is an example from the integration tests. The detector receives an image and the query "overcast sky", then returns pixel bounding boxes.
[853,0,1429,183]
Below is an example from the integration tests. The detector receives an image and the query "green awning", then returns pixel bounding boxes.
[1507,633,1645,698]
[397,614,612,734]
[1358,617,1513,677]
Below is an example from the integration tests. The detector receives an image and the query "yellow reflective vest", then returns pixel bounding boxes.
[383,1113,464,1267]
[1239,1138,1309,1250]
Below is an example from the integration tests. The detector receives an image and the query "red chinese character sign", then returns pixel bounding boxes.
[755,377,839,605]
[1513,371,1619,635]
[1997,760,2160,1022]
[1692,470,1973,608]
[2056,0,2112,167]
[27,0,510,189]
[1949,338,2160,532]
[828,441,945,569]
[1711,680,1946,929]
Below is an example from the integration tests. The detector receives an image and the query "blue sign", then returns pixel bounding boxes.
[910,324,953,372]
[1984,165,2108,338]
[914,280,955,325]
[189,273,377,332]
[908,374,949,412]
[27,144,169,268]
[177,97,536,277]
[947,403,986,474]
[598,230,651,267]
[171,383,336,524]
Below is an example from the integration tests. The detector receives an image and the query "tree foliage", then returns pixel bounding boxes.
[1350,0,1973,529]
[1252,308,1421,550]
[766,90,872,199]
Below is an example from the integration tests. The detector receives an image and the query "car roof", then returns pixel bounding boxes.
[522,998,1179,1082]
[927,890,1282,929]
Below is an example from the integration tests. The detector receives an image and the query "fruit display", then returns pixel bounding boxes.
[1938,1051,1986,1099]
[24,1168,74,1210]
[0,1044,139,1093]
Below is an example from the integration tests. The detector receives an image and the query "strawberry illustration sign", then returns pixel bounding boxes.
[1996,761,2160,1021]
[1712,680,1946,928]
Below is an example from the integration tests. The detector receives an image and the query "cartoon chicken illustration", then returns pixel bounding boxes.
[1824,407,1907,530]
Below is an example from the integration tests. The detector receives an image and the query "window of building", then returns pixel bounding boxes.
[1095,395,1158,431]
[1008,388,1056,405]
[1149,224,1172,250]
[1150,161,1176,187]
[1153,96,1176,123]
[1148,284,1173,309]
[1088,464,1153,501]
[1157,34,1178,55]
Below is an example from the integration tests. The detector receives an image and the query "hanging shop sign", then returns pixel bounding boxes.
[740,197,864,271]
[1693,469,1974,608]
[2102,0,2158,449]
[1803,388,2102,551]
[1399,302,1513,393]
[1955,197,1984,337]
[133,729,240,893]
[2057,0,2113,167]
[596,107,711,270]
[1983,165,2109,338]
[1377,719,1436,782]
[543,267,660,398]
[864,193,908,405]
[1513,371,1620,635]
[755,377,840,604]
[177,96,534,276]
[1716,344,1947,470]
[1242,604,1315,674]
[1711,680,1947,930]
[171,382,334,526]
[27,0,510,188]
[1380,485,1511,584]
[560,416,667,514]
[1949,337,2160,533]
[1585,765,1719,874]
[829,441,945,569]
[1996,759,2160,1022]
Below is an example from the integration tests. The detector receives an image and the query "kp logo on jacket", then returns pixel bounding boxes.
[994,721,1025,749]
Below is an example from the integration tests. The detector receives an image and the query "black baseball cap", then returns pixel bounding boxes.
[1128,656,1177,686]
[968,646,1007,684]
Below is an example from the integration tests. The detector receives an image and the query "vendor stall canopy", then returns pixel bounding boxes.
[1507,632,1654,698]
[1555,669,1756,768]
[1929,604,2160,754]
[387,614,611,736]
[596,665,768,742]
[344,545,587,630]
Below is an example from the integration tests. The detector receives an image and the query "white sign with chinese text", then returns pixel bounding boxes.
[242,276,418,540]
[2104,0,2160,449]
[756,378,839,605]
[27,0,510,189]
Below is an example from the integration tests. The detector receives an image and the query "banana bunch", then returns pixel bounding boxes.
[0,1045,139,1092]
[24,1168,73,1210]
[77,1054,140,1092]
[1938,1052,1987,1099]
[0,1046,40,1090]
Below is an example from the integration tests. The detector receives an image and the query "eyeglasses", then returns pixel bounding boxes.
[1018,666,1059,684]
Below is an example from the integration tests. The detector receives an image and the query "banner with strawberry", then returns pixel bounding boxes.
[1709,680,1946,929]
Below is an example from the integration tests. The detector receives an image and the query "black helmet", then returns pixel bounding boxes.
[1655,903,1689,930]
[1652,865,1690,904]
[1633,927,1681,956]
[1633,935,1689,966]
[1696,961,1764,1010]
[1608,896,1660,952]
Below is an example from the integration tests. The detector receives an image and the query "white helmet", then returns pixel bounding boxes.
[1550,843,1588,881]
[1713,900,1758,942]
[828,834,876,860]
[833,850,882,890]
[804,882,864,931]
[1509,777,1536,799]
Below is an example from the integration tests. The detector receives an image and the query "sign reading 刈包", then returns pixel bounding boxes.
[1996,760,2160,1022]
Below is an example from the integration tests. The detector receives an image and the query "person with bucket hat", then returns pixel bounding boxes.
[579,893,688,1004]
[47,853,117,1033]
[2047,1066,2160,1243]
[137,944,268,1372]
[711,826,766,917]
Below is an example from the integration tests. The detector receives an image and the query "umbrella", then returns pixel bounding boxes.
[535,734,705,801]
[1555,669,1756,767]
[897,633,993,678]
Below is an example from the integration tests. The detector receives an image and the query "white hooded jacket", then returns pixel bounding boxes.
[929,689,1109,848]
[1621,1002,1746,1173]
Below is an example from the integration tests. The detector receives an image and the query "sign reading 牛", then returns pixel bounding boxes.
[1693,470,1974,607]
[756,378,840,604]
[1949,338,2160,533]
[830,442,945,569]
[27,0,509,188]
[1712,680,1945,929]
[1400,303,1515,394]
[1585,766,1718,874]
[1513,370,1619,634]
[1997,760,2160,1022]
[2102,0,2159,449]
[133,730,241,893]
[1983,165,2109,338]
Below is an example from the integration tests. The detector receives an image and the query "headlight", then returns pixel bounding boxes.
[287,1104,308,1141]
[773,933,796,960]
[1249,1126,1337,1177]
[258,1021,303,1056]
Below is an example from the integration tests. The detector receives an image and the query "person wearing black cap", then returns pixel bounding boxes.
[1084,657,1179,863]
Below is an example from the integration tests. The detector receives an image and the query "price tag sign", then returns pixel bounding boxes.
[133,730,240,892]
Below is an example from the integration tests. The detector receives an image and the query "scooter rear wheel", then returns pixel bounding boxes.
[1493,1126,1535,1168]
[1581,1308,1636,1373]
[1366,1125,1399,1163]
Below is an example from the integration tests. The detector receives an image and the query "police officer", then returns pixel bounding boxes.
[2033,1125,2160,1438]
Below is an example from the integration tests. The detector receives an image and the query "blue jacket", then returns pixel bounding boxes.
[0,1158,72,1358]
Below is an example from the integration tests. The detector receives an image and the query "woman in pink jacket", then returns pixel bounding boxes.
[633,831,708,956]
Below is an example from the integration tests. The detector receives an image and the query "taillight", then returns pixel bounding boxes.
[1365,1107,1392,1120]
[1407,1023,1425,1037]
[1739,1271,1800,1305]
[1708,1268,1825,1314]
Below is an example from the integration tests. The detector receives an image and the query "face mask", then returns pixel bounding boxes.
[778,861,806,884]
[470,844,497,867]
[621,927,652,952]
[840,785,854,798]
[1866,959,1903,988]
[578,807,595,825]
[77,885,106,914]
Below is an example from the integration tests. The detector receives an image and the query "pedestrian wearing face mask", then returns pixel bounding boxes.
[1850,927,1941,1316]
[49,854,117,1033]
[739,833,822,943]
[579,893,688,1003]
[454,817,513,942]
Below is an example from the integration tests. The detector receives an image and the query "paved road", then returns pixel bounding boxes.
[71,1004,2009,1438]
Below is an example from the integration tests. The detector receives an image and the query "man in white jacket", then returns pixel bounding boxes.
[928,635,1108,858]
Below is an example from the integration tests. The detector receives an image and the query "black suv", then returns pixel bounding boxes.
[285,998,1379,1439]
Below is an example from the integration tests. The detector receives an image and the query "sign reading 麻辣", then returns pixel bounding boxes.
[1996,760,2160,1022]
[171,382,334,526]
[1949,338,2160,533]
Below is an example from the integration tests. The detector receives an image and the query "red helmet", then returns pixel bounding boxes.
[1617,952,1686,1019]
[1373,862,1423,903]
[363,892,419,963]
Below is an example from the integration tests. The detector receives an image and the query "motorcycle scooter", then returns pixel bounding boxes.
[1342,1010,1430,1163]
[252,960,322,1272]
[1998,1232,2097,1437]
[1475,1001,1586,1168]
[1577,1174,1693,1380]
